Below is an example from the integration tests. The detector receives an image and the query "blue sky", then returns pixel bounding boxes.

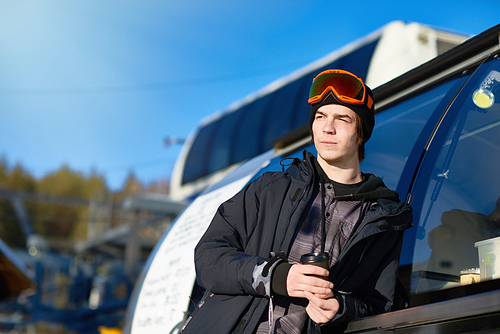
[0,1,498,191]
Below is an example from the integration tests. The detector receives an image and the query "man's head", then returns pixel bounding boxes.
[312,104,362,168]
[308,69,375,161]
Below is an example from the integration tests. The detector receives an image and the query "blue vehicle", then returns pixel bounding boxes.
[125,22,500,333]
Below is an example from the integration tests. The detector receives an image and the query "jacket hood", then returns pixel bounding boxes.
[350,175,400,202]
[285,150,401,203]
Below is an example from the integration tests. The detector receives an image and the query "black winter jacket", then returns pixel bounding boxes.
[181,151,412,334]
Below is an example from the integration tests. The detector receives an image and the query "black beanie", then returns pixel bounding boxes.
[309,87,375,143]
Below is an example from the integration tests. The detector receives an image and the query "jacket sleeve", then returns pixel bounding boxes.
[194,175,282,298]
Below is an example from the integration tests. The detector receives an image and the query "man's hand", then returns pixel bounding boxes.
[287,263,339,323]
[286,263,334,298]
[304,291,340,323]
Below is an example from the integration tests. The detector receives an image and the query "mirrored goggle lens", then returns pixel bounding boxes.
[308,71,365,104]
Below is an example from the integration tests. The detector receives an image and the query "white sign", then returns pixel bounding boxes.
[130,176,252,334]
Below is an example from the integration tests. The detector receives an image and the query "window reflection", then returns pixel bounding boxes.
[362,80,458,191]
[411,59,500,295]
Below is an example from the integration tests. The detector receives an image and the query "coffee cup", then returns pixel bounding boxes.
[300,252,330,279]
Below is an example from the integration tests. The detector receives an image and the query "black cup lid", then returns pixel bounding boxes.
[300,252,330,263]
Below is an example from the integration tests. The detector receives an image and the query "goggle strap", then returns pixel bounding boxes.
[367,95,373,109]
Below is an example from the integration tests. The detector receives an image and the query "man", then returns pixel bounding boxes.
[180,69,413,334]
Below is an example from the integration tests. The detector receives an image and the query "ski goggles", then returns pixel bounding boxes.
[308,69,373,109]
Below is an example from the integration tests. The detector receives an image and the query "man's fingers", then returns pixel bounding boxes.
[296,284,333,297]
[295,264,330,278]
[304,291,340,323]
[313,289,334,299]
[304,290,326,304]
[290,264,333,287]
[287,263,334,297]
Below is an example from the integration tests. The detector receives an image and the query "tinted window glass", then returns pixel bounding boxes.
[182,121,218,184]
[207,108,244,175]
[232,96,273,163]
[410,58,500,297]
[262,79,304,149]
[361,79,460,190]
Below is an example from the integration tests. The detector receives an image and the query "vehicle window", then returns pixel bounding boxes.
[207,108,244,175]
[410,58,500,296]
[182,121,218,184]
[261,79,305,150]
[232,96,272,163]
[361,79,462,191]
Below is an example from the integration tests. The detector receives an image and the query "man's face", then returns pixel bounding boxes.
[312,104,360,168]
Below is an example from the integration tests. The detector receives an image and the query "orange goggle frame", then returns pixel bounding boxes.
[308,69,373,109]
